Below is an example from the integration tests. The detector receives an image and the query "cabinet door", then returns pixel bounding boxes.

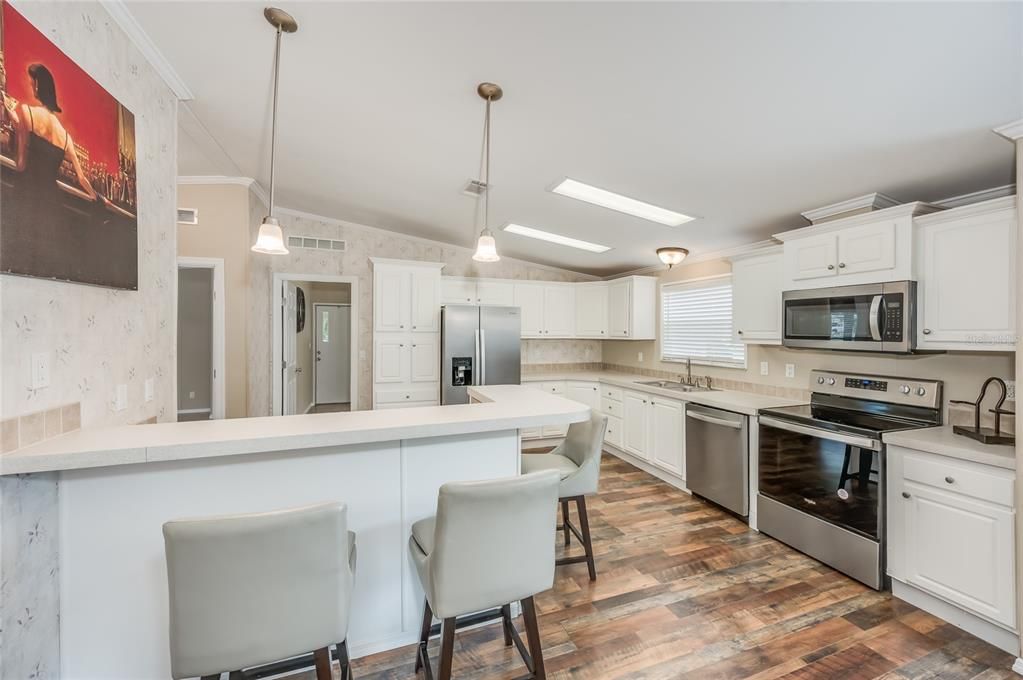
[604,415,623,449]
[543,285,576,337]
[622,391,649,459]
[409,336,439,383]
[903,483,1016,628]
[411,269,441,332]
[373,335,408,383]
[649,398,684,475]
[566,382,600,410]
[836,222,896,276]
[575,284,609,338]
[477,280,515,306]
[732,253,783,343]
[374,269,410,332]
[442,278,477,305]
[514,284,545,338]
[608,280,632,338]
[918,211,1016,349]
[540,381,568,437]
[788,234,838,281]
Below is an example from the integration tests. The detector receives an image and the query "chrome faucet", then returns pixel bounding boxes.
[685,358,693,385]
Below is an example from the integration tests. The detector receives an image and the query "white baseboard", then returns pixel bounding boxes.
[176,408,211,415]
[602,445,690,494]
[1013,658,1023,676]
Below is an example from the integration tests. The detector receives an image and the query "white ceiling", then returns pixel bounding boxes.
[126,1,1022,276]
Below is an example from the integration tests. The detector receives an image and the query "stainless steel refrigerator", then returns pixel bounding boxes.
[441,305,521,404]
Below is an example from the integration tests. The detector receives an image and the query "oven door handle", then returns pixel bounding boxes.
[869,295,884,342]
[759,415,880,451]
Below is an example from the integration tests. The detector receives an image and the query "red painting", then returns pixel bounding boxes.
[1,0,138,289]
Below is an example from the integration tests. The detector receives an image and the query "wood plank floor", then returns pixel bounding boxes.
[303,453,1018,679]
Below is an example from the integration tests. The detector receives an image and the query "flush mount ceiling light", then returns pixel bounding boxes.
[551,178,695,227]
[471,82,503,263]
[504,223,611,253]
[657,247,689,268]
[251,7,298,256]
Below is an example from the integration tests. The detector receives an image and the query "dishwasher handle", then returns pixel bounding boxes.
[687,410,744,430]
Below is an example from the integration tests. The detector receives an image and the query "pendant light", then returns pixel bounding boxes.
[251,7,298,255]
[657,247,689,268]
[472,83,502,263]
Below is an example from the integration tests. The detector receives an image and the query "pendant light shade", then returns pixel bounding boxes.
[657,247,689,268]
[471,83,503,263]
[251,8,298,255]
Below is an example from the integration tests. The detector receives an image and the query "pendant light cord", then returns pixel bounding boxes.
[268,25,282,214]
[482,95,492,233]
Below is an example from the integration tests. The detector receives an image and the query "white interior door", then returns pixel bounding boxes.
[315,304,352,405]
[283,282,299,415]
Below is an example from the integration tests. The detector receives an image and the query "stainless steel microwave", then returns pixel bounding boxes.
[782,281,916,353]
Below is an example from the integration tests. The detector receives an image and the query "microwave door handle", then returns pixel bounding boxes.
[869,295,883,341]
[759,416,880,451]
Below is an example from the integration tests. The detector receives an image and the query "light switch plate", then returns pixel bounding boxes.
[638,351,644,362]
[760,361,769,376]
[785,363,796,379]
[115,384,128,411]
[30,352,50,389]
[144,378,154,402]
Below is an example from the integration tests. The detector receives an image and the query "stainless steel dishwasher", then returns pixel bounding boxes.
[685,404,749,518]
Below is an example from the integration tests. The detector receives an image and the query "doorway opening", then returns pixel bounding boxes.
[176,257,226,421]
[272,274,359,416]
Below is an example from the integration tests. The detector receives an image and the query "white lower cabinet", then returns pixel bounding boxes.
[622,390,650,460]
[604,414,623,449]
[649,398,684,476]
[888,444,1017,636]
[565,381,600,411]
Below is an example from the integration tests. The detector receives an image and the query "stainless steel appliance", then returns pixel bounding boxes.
[686,404,749,517]
[782,281,916,353]
[757,370,942,589]
[441,305,521,405]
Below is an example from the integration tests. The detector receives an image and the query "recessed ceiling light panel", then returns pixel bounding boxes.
[551,178,695,227]
[503,223,611,253]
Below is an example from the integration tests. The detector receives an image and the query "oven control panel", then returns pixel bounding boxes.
[810,370,942,409]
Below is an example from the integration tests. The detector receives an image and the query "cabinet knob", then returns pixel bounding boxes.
[827,264,835,270]
[838,262,846,269]
[901,491,911,499]
[412,344,417,348]
[400,344,405,348]
[400,324,405,329]
[737,330,743,335]
[405,395,410,399]
[944,476,955,484]
[922,328,932,335]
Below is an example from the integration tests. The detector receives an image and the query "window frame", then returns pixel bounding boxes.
[659,274,747,370]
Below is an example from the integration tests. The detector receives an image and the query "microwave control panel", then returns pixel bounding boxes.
[882,294,904,341]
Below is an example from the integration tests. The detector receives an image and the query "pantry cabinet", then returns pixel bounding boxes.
[730,249,783,344]
[914,197,1017,351]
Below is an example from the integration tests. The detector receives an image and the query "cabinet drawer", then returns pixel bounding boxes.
[375,387,439,405]
[601,398,621,417]
[604,415,623,449]
[601,385,623,402]
[903,451,1014,507]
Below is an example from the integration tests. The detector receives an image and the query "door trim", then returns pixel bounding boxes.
[272,273,360,416]
[177,257,226,420]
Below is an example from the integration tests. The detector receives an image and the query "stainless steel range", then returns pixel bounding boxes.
[756,370,943,589]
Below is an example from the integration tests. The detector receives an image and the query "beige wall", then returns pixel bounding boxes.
[603,259,1016,422]
[177,184,252,418]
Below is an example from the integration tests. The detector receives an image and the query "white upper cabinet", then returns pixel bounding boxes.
[514,283,546,337]
[442,278,515,306]
[607,279,631,338]
[775,203,935,291]
[374,268,410,332]
[607,276,657,339]
[476,280,515,305]
[411,269,440,332]
[575,283,609,338]
[730,249,783,344]
[915,197,1017,351]
[543,285,576,337]
[441,278,477,305]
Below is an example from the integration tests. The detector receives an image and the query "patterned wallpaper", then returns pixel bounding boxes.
[246,209,595,414]
[0,1,178,429]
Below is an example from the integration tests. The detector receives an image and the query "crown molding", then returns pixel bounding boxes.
[774,201,940,242]
[914,195,1016,225]
[99,0,194,100]
[931,185,1015,209]
[178,175,268,206]
[604,239,779,279]
[800,192,901,223]
[993,119,1023,142]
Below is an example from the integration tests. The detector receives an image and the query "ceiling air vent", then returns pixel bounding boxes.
[177,207,199,225]
[287,235,347,252]
[462,179,488,197]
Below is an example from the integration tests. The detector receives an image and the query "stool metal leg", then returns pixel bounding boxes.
[437,618,457,680]
[313,647,332,680]
[521,596,546,680]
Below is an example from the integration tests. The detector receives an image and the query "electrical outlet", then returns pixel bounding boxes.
[189,390,196,400]
[785,363,796,379]
[760,361,769,376]
[1006,379,1016,401]
[30,352,50,389]
[115,384,128,412]
[145,378,154,403]
[638,351,644,362]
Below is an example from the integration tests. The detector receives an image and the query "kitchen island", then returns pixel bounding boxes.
[0,385,588,680]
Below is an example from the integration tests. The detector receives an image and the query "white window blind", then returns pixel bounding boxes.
[661,276,746,368]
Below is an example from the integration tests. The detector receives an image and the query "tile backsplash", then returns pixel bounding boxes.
[1,403,82,453]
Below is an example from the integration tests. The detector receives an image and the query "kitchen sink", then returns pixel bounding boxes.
[635,380,716,392]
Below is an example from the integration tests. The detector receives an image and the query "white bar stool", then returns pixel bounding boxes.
[521,412,607,580]
[408,470,561,680]
[163,502,357,680]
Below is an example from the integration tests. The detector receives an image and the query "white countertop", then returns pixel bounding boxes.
[521,370,803,416]
[0,385,589,476]
[883,426,1016,470]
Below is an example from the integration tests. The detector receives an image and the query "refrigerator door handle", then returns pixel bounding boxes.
[474,329,481,386]
[480,329,486,385]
